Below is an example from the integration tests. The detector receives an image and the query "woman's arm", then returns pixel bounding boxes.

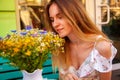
[99,71,112,80]
[96,39,112,80]
[59,71,79,80]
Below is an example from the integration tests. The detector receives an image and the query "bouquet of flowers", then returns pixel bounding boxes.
[0,28,65,72]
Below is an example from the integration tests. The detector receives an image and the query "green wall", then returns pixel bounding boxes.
[0,0,16,37]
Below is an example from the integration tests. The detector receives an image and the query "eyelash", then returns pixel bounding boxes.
[50,19,54,22]
[50,16,63,22]
[58,16,62,19]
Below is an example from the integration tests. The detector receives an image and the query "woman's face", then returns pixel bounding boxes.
[49,3,73,38]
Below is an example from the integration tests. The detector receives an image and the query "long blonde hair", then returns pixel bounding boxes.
[45,0,109,69]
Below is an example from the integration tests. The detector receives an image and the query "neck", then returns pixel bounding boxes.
[67,33,83,46]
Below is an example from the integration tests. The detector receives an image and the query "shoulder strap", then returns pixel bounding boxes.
[94,35,103,48]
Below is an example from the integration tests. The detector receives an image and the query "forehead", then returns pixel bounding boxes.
[49,3,61,17]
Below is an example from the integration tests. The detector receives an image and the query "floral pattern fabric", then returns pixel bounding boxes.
[60,36,117,80]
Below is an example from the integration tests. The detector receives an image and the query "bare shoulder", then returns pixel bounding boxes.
[95,37,112,59]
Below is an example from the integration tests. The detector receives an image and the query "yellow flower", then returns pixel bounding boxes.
[13,48,19,53]
[25,50,31,56]
[5,41,13,46]
[0,29,65,72]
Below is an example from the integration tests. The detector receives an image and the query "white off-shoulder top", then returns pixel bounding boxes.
[60,35,117,80]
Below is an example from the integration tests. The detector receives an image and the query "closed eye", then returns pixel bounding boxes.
[49,12,63,23]
[58,15,63,19]
[49,18,54,22]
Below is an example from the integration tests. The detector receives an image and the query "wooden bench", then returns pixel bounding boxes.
[0,55,59,80]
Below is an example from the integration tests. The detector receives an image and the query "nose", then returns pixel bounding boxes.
[52,19,59,28]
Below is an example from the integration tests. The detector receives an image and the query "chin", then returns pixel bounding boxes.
[59,34,65,38]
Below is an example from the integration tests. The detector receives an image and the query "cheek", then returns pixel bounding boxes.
[66,23,73,32]
[60,24,73,37]
[66,27,73,34]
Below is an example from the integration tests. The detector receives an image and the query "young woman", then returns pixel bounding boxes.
[45,0,117,80]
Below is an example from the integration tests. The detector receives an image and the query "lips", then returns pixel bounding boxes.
[56,28,63,33]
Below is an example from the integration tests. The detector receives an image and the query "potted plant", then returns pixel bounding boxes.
[0,28,65,80]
